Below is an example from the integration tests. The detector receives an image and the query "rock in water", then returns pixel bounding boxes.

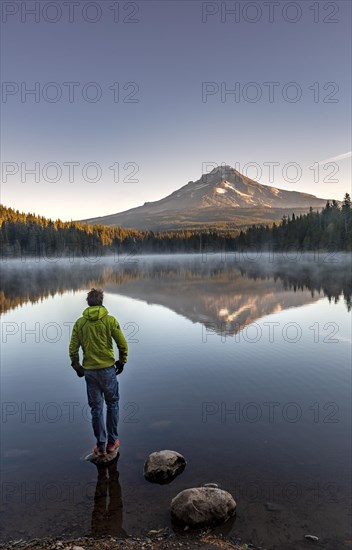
[144,450,186,484]
[264,501,283,512]
[171,487,236,526]
[85,447,119,465]
[304,535,319,542]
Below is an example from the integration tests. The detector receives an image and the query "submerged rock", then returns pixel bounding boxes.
[171,487,236,526]
[144,450,186,484]
[264,501,283,512]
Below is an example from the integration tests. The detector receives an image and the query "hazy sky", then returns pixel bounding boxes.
[1,0,351,220]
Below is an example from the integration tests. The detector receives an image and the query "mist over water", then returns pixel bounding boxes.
[0,254,351,549]
[1,252,351,315]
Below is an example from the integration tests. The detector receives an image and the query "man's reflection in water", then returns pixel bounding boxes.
[91,455,128,538]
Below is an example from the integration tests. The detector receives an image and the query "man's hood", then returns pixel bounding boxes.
[82,306,108,321]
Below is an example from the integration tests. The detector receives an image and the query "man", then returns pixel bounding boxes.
[69,288,128,457]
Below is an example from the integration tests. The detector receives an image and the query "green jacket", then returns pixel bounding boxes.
[69,306,128,370]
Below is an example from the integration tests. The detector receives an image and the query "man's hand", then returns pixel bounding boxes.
[115,360,125,375]
[71,360,85,378]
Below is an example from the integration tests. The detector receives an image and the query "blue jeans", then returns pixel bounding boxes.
[84,366,119,450]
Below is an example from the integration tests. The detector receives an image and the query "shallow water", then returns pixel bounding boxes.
[0,253,351,548]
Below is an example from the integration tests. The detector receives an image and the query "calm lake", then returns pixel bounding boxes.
[0,253,351,549]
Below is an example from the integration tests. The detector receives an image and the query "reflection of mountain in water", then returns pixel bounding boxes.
[0,256,351,333]
[106,272,321,336]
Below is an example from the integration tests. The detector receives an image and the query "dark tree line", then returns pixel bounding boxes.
[235,195,352,252]
[0,194,351,258]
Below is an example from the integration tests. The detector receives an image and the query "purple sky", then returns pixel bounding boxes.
[1,0,351,220]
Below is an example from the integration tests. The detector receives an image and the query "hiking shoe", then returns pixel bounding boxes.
[93,445,107,457]
[106,439,120,454]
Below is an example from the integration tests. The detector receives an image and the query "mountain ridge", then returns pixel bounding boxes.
[80,165,333,232]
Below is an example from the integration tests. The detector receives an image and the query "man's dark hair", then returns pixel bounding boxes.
[87,288,104,306]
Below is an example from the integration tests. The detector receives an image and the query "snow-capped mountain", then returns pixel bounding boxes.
[81,165,332,231]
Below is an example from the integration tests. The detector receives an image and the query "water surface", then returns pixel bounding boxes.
[1,254,351,549]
